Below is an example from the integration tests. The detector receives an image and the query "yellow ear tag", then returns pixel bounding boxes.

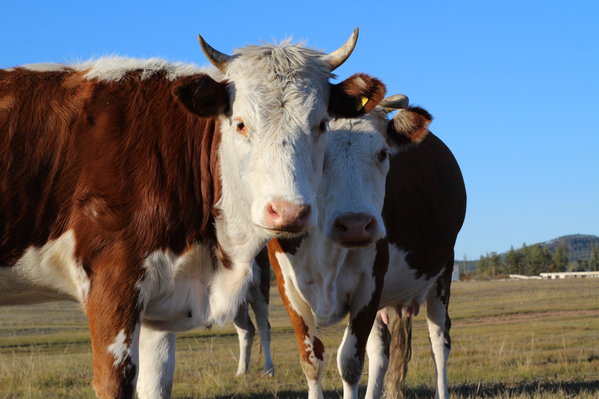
[355,97,369,111]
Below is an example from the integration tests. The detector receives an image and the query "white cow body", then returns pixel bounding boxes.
[269,100,466,399]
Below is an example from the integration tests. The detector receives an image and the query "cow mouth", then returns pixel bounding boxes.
[265,228,311,239]
[335,239,376,249]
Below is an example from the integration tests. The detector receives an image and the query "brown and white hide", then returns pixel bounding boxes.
[268,99,466,399]
[0,29,386,399]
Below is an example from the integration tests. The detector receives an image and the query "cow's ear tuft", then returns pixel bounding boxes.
[172,74,229,118]
[328,73,386,118]
[387,106,433,151]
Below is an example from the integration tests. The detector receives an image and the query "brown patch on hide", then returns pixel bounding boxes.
[0,64,229,396]
[278,234,305,256]
[268,238,325,374]
[84,242,144,398]
[349,238,389,364]
[383,131,466,280]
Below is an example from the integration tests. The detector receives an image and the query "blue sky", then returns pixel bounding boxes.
[2,1,597,260]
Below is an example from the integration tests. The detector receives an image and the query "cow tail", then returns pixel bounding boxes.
[385,313,412,399]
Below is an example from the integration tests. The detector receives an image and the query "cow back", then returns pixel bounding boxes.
[383,132,466,279]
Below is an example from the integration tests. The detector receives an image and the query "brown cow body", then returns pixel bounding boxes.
[0,30,386,398]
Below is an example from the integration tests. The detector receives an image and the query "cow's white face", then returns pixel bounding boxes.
[172,32,386,241]
[220,47,332,238]
[320,109,390,248]
[319,99,433,248]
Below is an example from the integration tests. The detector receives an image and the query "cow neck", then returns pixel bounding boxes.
[304,229,349,286]
[210,123,268,273]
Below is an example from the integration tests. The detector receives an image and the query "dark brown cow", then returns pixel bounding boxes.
[0,30,386,398]
[268,96,466,399]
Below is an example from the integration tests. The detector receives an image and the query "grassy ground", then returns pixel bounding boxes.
[1,278,598,398]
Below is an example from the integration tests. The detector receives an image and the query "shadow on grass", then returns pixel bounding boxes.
[194,381,599,399]
[404,380,599,398]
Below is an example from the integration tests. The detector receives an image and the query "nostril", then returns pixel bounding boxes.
[335,219,348,233]
[264,201,314,232]
[266,203,280,220]
[364,217,376,234]
[298,205,311,222]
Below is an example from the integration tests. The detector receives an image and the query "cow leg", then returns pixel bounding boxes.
[84,266,146,399]
[234,301,255,376]
[426,257,453,399]
[337,239,389,399]
[288,299,324,399]
[268,240,325,399]
[249,288,274,376]
[364,313,390,399]
[136,326,177,399]
[337,297,380,399]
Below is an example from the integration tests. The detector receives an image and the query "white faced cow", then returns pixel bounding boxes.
[0,29,387,399]
[233,247,274,376]
[268,96,466,399]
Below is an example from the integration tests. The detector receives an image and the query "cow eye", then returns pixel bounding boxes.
[318,120,328,135]
[235,119,248,137]
[378,149,390,163]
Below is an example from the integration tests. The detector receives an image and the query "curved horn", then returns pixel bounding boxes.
[326,27,359,71]
[198,35,233,74]
[379,94,409,113]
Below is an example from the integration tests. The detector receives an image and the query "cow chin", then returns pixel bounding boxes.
[337,241,376,249]
[333,238,380,249]
[263,228,311,240]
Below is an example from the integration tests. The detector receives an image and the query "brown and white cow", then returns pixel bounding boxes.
[268,96,466,399]
[233,247,274,376]
[0,29,387,399]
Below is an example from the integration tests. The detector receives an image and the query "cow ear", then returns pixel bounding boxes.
[172,74,230,118]
[387,106,433,151]
[328,73,386,118]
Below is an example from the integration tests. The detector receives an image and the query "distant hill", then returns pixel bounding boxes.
[458,234,599,273]
[542,234,599,262]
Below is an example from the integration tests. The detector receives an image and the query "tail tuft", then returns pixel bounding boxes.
[384,312,412,398]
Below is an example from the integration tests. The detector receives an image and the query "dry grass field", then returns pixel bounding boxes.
[1,278,598,398]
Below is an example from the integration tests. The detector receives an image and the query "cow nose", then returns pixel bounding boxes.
[329,212,379,247]
[265,200,313,233]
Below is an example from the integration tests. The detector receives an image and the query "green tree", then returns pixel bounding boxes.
[521,243,531,275]
[552,244,569,272]
[506,246,519,274]
[477,254,489,275]
[488,251,502,277]
[575,259,589,271]
[529,245,546,275]
[591,243,599,272]
[542,246,553,272]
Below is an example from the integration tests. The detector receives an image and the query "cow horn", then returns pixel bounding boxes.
[379,94,409,113]
[198,35,233,74]
[326,27,359,71]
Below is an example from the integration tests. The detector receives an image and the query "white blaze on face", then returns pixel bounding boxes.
[321,110,390,242]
